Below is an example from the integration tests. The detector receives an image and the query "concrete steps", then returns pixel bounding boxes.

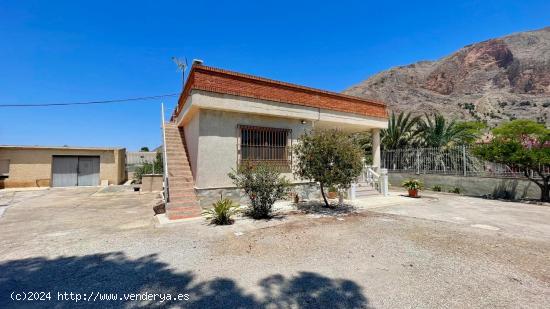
[354,182,380,198]
[164,122,202,220]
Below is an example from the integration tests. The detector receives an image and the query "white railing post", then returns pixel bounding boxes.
[379,168,389,196]
[416,149,420,175]
[462,145,467,176]
[161,103,169,203]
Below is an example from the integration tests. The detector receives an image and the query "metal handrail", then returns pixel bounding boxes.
[367,167,380,178]
[161,103,170,203]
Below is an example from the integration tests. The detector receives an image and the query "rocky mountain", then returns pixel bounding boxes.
[344,27,550,126]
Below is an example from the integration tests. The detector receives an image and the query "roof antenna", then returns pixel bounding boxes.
[171,56,188,91]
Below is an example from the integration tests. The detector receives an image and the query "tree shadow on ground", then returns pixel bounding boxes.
[0,252,368,308]
[294,200,357,215]
[259,272,368,308]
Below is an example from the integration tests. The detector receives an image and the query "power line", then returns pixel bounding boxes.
[0,93,179,108]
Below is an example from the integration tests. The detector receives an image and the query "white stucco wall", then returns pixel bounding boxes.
[183,112,200,180]
[177,90,387,189]
[195,109,312,189]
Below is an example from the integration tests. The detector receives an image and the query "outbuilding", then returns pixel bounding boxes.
[0,145,126,188]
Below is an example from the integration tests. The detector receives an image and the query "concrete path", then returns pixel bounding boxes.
[354,191,550,241]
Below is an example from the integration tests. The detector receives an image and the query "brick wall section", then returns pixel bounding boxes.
[172,65,387,120]
[164,123,202,220]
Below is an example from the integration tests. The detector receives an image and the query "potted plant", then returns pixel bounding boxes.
[402,179,423,198]
[327,185,338,199]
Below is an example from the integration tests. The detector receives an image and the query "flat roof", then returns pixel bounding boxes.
[0,145,125,151]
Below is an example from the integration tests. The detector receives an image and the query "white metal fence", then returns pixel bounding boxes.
[381,146,543,178]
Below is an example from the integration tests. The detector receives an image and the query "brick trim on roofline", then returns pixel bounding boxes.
[171,64,387,120]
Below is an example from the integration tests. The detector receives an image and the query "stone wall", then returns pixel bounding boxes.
[388,173,541,200]
[141,174,163,192]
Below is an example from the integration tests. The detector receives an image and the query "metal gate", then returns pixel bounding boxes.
[52,156,100,187]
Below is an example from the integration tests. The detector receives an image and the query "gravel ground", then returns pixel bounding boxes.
[0,187,549,308]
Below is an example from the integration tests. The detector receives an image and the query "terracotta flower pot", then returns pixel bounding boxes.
[327,191,337,199]
[408,189,419,198]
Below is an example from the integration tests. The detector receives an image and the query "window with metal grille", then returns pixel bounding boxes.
[238,125,292,171]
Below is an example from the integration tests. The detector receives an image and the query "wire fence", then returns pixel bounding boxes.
[381,146,546,179]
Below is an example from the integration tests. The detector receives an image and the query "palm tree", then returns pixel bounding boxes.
[416,113,476,148]
[381,111,421,150]
[351,131,373,164]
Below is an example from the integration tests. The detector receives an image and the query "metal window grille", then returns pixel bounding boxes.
[237,125,292,172]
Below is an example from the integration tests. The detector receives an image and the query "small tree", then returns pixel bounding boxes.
[134,151,164,182]
[474,120,550,202]
[228,163,290,219]
[293,129,364,207]
[140,146,150,152]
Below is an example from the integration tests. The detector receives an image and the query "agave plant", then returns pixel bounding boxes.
[381,111,421,149]
[202,197,240,225]
[416,113,478,148]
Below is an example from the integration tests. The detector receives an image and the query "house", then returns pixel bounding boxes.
[163,63,388,220]
[0,146,126,188]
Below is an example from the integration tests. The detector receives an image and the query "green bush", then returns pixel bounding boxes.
[432,185,442,192]
[134,151,163,183]
[228,163,290,219]
[449,187,461,194]
[202,197,240,225]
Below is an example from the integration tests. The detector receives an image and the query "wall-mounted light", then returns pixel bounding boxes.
[301,120,307,124]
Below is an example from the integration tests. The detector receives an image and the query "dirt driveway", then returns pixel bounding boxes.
[0,187,549,308]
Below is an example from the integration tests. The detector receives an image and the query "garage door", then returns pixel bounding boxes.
[52,156,100,187]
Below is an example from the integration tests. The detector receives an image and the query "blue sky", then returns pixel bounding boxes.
[1,1,548,150]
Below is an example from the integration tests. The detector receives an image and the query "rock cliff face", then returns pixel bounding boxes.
[344,27,550,125]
